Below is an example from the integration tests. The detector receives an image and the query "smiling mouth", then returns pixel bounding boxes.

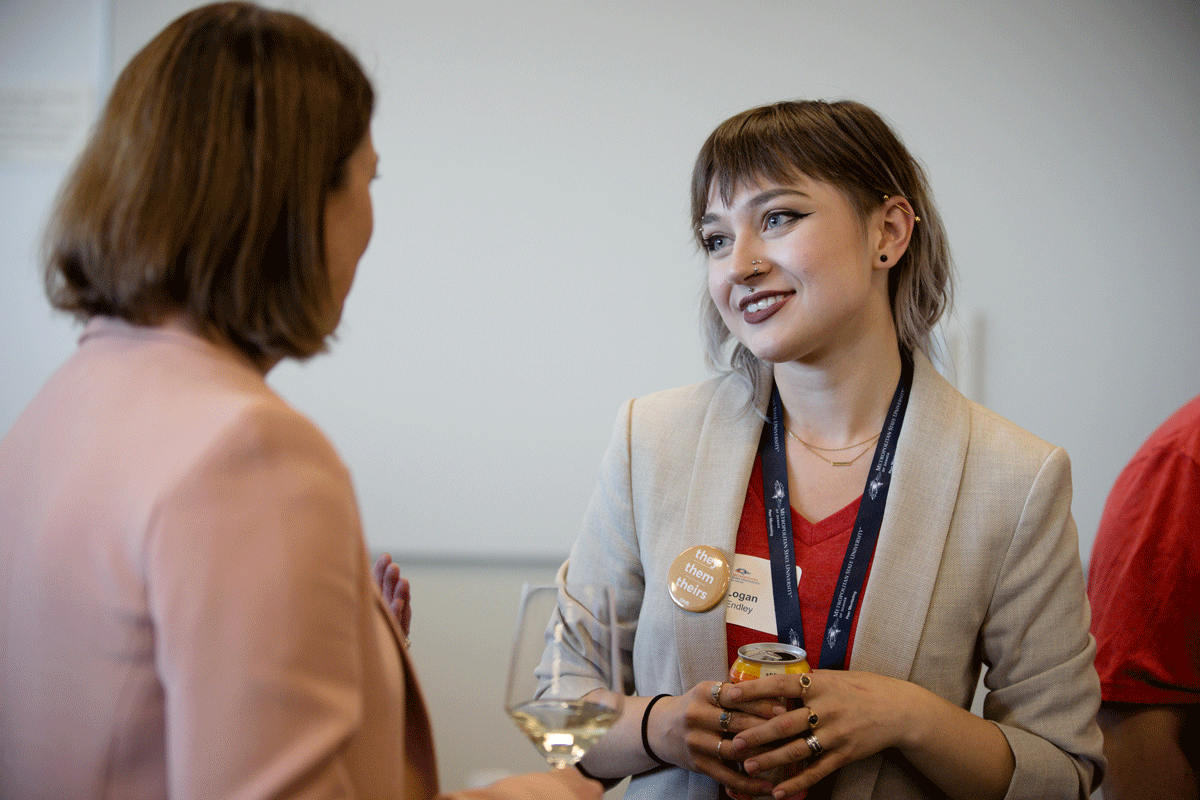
[744,295,786,313]
[739,291,791,312]
[738,291,792,323]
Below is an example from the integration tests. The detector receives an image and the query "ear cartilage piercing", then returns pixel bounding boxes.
[882,195,921,223]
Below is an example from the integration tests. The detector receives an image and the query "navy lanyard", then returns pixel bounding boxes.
[758,351,913,669]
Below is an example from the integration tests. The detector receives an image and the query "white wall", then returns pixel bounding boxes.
[3,0,1197,793]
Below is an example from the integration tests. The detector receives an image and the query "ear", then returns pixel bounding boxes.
[873,195,917,270]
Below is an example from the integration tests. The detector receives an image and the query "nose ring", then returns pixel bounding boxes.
[750,259,762,276]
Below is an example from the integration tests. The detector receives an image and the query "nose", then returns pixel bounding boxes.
[727,252,767,286]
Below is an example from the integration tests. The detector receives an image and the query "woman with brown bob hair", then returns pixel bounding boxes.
[542,100,1104,799]
[0,4,600,800]
[45,0,367,362]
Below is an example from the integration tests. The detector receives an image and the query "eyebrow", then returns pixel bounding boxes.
[699,188,812,227]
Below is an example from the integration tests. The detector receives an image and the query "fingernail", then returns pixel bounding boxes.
[744,759,758,773]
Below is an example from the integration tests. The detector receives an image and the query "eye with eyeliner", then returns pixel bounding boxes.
[702,232,731,254]
[763,209,807,231]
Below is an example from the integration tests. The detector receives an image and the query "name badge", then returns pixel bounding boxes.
[668,545,731,612]
[724,554,802,635]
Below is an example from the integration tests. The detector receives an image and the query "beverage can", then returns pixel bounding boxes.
[726,642,810,800]
[729,642,811,683]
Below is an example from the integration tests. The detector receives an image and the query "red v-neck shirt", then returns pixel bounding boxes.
[725,455,874,670]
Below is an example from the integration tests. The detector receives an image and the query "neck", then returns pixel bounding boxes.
[159,312,278,375]
[772,340,904,449]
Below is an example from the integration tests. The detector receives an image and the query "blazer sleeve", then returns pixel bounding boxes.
[146,401,368,800]
[980,445,1106,800]
[539,398,644,702]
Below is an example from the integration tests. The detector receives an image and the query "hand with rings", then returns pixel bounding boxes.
[723,669,928,798]
[653,680,781,797]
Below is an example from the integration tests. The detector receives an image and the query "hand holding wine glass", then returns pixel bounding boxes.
[505,583,623,770]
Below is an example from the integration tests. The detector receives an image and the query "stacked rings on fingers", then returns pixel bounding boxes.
[719,709,732,733]
[710,681,725,707]
[805,733,823,758]
[808,711,819,729]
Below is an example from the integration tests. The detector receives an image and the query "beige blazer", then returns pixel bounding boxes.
[0,318,572,800]
[556,351,1104,800]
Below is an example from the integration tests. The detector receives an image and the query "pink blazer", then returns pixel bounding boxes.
[0,318,561,800]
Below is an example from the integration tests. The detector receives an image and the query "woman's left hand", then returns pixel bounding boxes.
[724,669,921,796]
[372,553,412,638]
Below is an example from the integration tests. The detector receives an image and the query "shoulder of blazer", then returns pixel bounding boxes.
[627,371,768,451]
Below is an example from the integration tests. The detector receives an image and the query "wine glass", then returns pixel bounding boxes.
[504,583,624,769]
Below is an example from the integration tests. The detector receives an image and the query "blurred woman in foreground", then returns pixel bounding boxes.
[0,4,598,799]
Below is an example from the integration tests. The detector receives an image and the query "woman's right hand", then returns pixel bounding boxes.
[372,552,411,638]
[646,682,783,797]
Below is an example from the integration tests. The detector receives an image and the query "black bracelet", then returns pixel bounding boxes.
[641,694,672,767]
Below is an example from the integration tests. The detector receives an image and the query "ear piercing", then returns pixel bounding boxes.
[882,195,921,222]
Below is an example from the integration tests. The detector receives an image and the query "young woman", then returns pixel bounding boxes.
[543,100,1103,800]
[0,5,599,799]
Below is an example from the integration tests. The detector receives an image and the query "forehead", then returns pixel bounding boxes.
[702,172,829,217]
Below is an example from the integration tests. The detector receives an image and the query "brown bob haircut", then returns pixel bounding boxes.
[692,100,953,390]
[44,2,374,362]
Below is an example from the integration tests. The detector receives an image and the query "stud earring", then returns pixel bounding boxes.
[880,254,888,263]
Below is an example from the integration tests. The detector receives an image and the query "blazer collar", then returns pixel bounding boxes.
[675,370,771,689]
[850,351,969,679]
[671,354,969,692]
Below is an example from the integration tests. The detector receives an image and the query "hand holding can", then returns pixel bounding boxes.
[726,643,810,800]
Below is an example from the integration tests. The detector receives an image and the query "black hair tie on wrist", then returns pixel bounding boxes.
[641,694,672,767]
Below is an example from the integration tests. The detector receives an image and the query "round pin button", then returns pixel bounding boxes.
[667,545,731,612]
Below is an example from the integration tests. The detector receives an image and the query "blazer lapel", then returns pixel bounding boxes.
[674,373,771,690]
[850,351,969,680]
[830,352,970,798]
[372,584,440,799]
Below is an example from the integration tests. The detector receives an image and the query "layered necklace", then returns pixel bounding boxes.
[784,426,881,467]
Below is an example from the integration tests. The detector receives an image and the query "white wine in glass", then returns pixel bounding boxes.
[505,584,623,769]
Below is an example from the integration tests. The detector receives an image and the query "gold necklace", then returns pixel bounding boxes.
[784,427,880,467]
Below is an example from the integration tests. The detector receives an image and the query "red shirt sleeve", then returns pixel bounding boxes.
[1088,405,1200,705]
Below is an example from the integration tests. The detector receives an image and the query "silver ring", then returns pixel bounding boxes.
[719,709,732,733]
[716,738,725,759]
[710,681,725,707]
[805,733,823,758]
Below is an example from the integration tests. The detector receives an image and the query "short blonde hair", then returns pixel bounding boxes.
[44,2,374,362]
[692,100,952,388]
